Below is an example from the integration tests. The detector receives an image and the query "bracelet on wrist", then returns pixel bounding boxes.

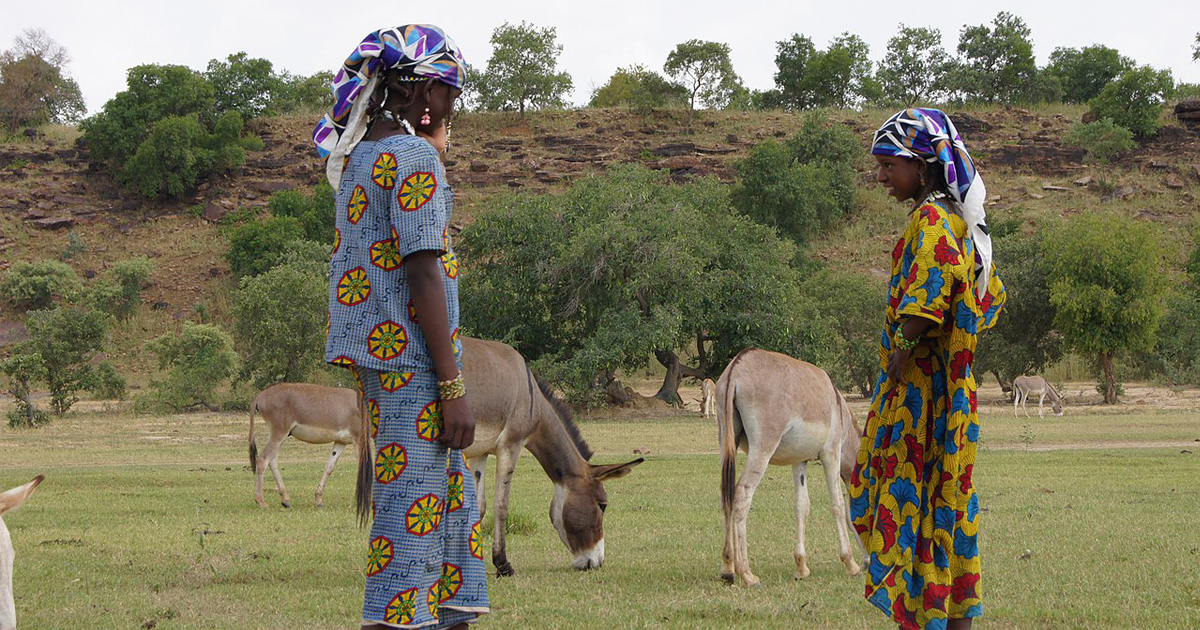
[437,373,466,400]
[894,333,920,351]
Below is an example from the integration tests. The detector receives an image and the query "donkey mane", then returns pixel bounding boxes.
[534,374,594,461]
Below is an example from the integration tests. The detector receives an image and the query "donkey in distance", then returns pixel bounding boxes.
[1012,375,1064,417]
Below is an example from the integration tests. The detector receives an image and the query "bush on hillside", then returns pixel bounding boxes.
[87,257,153,320]
[1088,66,1174,137]
[0,260,82,311]
[226,216,306,278]
[142,323,238,412]
[24,306,109,415]
[88,360,127,401]
[1063,118,1136,164]
[268,183,336,243]
[118,111,250,199]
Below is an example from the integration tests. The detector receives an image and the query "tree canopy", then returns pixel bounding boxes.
[949,12,1037,103]
[0,28,85,132]
[877,25,949,106]
[475,22,573,113]
[589,65,687,112]
[1044,45,1132,104]
[663,40,742,111]
[768,33,878,109]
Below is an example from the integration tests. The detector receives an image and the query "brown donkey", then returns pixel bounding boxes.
[717,350,862,587]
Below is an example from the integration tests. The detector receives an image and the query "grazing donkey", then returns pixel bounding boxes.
[250,384,360,508]
[1012,375,1063,417]
[717,350,861,587]
[700,378,717,419]
[1,475,43,630]
[248,337,642,574]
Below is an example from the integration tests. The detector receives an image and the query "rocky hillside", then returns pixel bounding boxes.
[1,105,1199,381]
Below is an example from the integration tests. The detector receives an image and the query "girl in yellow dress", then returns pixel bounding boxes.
[849,109,1005,630]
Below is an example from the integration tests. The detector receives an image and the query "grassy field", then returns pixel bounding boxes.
[1,405,1198,629]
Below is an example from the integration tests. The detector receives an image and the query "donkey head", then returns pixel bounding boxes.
[550,458,643,570]
[1051,399,1064,416]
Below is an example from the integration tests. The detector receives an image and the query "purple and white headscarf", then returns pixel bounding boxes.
[872,108,993,300]
[313,24,465,187]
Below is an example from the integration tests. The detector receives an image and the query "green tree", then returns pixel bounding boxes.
[974,227,1063,393]
[589,65,687,112]
[1044,45,1132,104]
[206,52,282,120]
[0,28,85,132]
[143,323,238,411]
[1088,66,1175,138]
[226,216,307,277]
[475,22,573,114]
[81,64,216,168]
[801,268,886,397]
[770,33,878,109]
[1,260,82,311]
[24,306,109,415]
[663,40,743,113]
[731,117,860,244]
[1193,32,1199,62]
[231,262,328,388]
[949,12,1037,103]
[275,70,334,112]
[1,352,49,427]
[877,25,950,106]
[1041,213,1165,403]
[460,164,824,406]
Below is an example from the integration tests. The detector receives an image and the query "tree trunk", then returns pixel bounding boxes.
[1100,351,1118,404]
[695,331,709,376]
[654,349,705,406]
[992,370,1013,399]
[21,379,35,426]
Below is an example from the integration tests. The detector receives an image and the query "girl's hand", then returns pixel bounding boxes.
[439,396,476,450]
[887,348,911,384]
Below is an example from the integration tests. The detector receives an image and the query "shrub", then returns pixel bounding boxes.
[24,307,109,415]
[87,257,152,319]
[231,261,328,388]
[1,260,82,310]
[1063,118,1136,164]
[732,116,860,245]
[268,183,336,243]
[226,217,306,277]
[118,111,247,198]
[88,360,127,401]
[1088,66,1174,138]
[143,323,238,411]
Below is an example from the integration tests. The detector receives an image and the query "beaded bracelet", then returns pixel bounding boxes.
[894,333,920,351]
[438,373,466,400]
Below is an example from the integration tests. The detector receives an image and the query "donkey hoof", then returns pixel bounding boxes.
[741,574,761,588]
[719,572,735,585]
[495,563,515,577]
[281,500,291,509]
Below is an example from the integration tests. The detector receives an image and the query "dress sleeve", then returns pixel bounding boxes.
[894,204,963,326]
[390,141,449,260]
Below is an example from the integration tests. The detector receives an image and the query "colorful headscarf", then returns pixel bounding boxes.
[313,24,465,187]
[872,108,993,301]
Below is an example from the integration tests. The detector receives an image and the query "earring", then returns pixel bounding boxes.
[420,107,431,126]
[445,119,453,154]
[919,173,926,187]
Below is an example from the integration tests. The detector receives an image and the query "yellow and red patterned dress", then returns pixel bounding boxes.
[849,197,1005,630]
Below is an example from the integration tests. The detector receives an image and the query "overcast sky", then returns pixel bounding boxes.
[5,1,1199,115]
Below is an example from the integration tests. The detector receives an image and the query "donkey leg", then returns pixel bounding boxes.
[468,454,488,519]
[791,462,812,579]
[823,456,861,575]
[721,457,736,583]
[733,449,771,587]
[262,434,291,508]
[490,444,520,577]
[314,442,346,508]
[1038,392,1046,417]
[254,433,270,508]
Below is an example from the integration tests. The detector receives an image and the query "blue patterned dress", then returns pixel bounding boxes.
[326,133,488,628]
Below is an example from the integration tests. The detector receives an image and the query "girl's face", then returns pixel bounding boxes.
[874,154,925,202]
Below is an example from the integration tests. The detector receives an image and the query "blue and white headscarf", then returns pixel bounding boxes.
[313,24,465,188]
[872,108,993,301]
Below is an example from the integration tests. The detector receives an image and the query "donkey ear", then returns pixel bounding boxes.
[0,474,43,516]
[590,458,644,481]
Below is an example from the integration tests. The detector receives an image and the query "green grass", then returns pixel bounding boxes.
[1,407,1198,629]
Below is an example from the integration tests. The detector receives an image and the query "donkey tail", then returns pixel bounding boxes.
[248,400,258,473]
[719,363,741,516]
[354,392,373,528]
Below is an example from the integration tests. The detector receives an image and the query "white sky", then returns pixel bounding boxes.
[4,0,1199,115]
